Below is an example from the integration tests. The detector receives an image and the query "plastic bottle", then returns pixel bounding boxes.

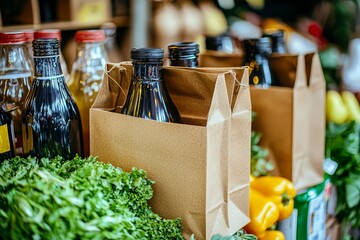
[0,32,32,155]
[121,48,181,123]
[22,38,83,159]
[168,41,199,67]
[67,29,108,157]
[34,29,70,82]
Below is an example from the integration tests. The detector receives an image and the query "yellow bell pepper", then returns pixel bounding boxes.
[244,188,279,238]
[259,230,285,240]
[250,176,296,220]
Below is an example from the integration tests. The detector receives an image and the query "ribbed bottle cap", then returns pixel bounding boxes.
[33,39,59,56]
[0,32,26,44]
[75,30,106,43]
[242,37,272,55]
[205,33,231,50]
[23,30,35,42]
[131,48,164,60]
[34,29,61,40]
[168,42,199,60]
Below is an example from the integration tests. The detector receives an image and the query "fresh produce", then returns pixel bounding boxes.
[243,188,279,238]
[250,176,296,220]
[208,229,257,240]
[0,156,184,239]
[326,90,349,124]
[258,230,285,240]
[341,90,360,122]
[326,90,360,124]
[251,113,273,177]
[325,122,360,232]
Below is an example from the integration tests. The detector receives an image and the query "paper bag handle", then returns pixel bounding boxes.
[294,54,307,88]
[306,53,325,86]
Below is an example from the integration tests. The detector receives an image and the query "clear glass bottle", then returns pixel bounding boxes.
[101,22,122,63]
[121,48,181,123]
[34,29,70,82]
[0,31,32,155]
[242,37,275,87]
[168,41,199,67]
[23,29,35,72]
[22,38,83,159]
[67,29,108,157]
[262,30,287,54]
[0,102,15,161]
[205,32,237,53]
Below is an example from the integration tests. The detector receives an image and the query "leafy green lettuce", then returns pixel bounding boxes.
[0,156,183,239]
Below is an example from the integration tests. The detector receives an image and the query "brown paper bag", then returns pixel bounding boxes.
[90,63,251,239]
[200,52,325,191]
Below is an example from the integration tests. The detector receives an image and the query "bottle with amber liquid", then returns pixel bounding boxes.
[242,37,275,87]
[0,102,15,161]
[0,32,32,155]
[168,41,199,67]
[121,48,180,123]
[67,30,108,156]
[22,39,83,159]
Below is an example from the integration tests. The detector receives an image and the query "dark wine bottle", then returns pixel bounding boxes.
[205,32,237,53]
[262,30,287,54]
[121,48,181,123]
[168,41,199,67]
[242,37,275,87]
[22,38,83,159]
[0,103,15,162]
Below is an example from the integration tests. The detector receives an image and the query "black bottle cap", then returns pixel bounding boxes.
[131,48,164,60]
[33,39,59,56]
[262,30,286,52]
[242,37,272,55]
[168,42,199,60]
[205,33,232,51]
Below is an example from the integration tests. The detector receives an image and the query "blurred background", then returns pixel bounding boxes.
[0,0,359,89]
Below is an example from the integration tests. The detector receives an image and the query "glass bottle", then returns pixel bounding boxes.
[67,29,108,157]
[101,22,122,63]
[0,32,32,155]
[0,102,15,161]
[262,30,287,54]
[205,32,237,53]
[242,37,275,87]
[121,48,181,123]
[168,41,199,67]
[34,29,70,82]
[23,29,35,72]
[22,38,83,159]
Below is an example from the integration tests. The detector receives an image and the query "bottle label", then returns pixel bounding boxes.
[0,124,10,153]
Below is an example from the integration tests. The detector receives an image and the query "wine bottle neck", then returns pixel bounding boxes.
[132,62,162,82]
[34,55,63,79]
[170,58,198,68]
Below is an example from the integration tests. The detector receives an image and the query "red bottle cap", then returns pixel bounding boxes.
[75,30,106,43]
[34,29,61,40]
[0,32,26,44]
[23,30,35,42]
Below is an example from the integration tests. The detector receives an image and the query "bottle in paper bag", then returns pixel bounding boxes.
[121,48,181,123]
[168,41,199,67]
[242,37,275,87]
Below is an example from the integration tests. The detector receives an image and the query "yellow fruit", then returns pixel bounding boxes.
[326,90,349,124]
[341,91,360,122]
